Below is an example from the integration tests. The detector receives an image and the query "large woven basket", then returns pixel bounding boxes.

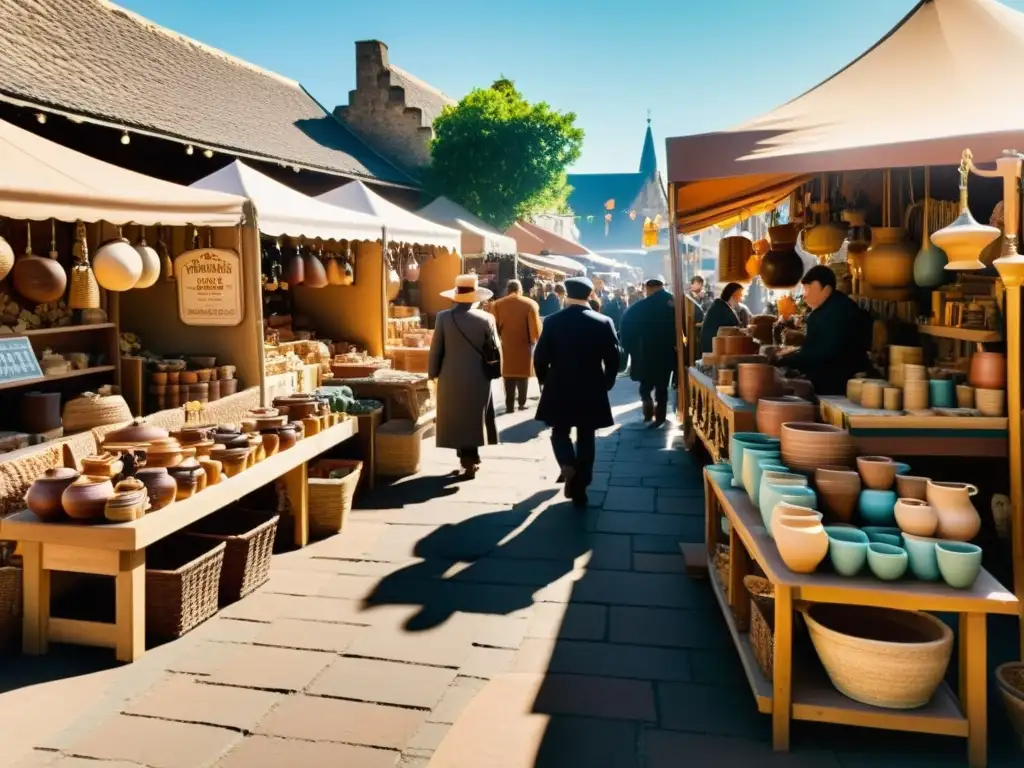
[376,419,423,477]
[719,236,753,283]
[69,263,100,310]
[0,566,22,653]
[62,393,132,434]
[146,536,225,639]
[187,509,279,606]
[750,598,774,681]
[308,459,362,539]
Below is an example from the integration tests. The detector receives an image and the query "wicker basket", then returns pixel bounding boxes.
[62,393,132,434]
[308,459,362,539]
[376,419,424,477]
[712,544,730,598]
[0,566,22,653]
[187,509,279,606]
[750,598,774,681]
[69,263,100,310]
[719,236,753,283]
[146,536,226,638]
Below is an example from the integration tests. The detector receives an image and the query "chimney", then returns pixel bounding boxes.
[355,40,389,90]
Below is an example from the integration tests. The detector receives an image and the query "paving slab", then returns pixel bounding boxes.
[65,714,240,768]
[253,617,363,652]
[513,638,692,682]
[310,656,456,708]
[199,643,335,692]
[642,730,842,768]
[656,682,767,738]
[602,486,656,512]
[123,675,281,731]
[218,735,400,768]
[526,602,607,641]
[609,606,730,649]
[458,646,515,679]
[632,552,685,573]
[428,676,489,724]
[257,695,426,750]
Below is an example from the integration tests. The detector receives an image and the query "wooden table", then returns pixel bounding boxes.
[701,471,1017,767]
[686,367,756,462]
[0,418,358,662]
[819,396,1009,458]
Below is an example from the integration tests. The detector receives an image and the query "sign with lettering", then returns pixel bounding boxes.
[174,248,244,327]
[0,336,43,384]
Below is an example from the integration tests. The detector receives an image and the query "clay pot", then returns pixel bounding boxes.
[287,250,305,286]
[722,334,757,356]
[61,476,115,520]
[759,247,804,289]
[196,369,213,383]
[25,467,80,521]
[857,456,899,491]
[261,432,280,457]
[773,512,829,573]
[145,438,185,468]
[895,475,929,501]
[781,423,854,475]
[926,481,981,541]
[168,459,205,500]
[106,418,169,444]
[198,458,222,486]
[326,258,346,286]
[180,371,199,385]
[814,466,861,522]
[737,363,777,405]
[105,478,149,522]
[894,498,938,538]
[192,440,215,458]
[273,395,319,421]
[22,391,62,434]
[755,396,815,438]
[302,416,322,436]
[93,237,143,291]
[247,433,265,464]
[135,467,176,510]
[262,423,299,451]
[969,351,1006,390]
[863,228,914,288]
[211,446,250,477]
[771,505,824,539]
[13,234,68,303]
[172,426,214,445]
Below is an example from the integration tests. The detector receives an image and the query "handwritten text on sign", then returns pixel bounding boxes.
[174,248,244,327]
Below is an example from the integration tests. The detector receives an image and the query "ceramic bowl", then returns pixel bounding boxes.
[825,526,869,577]
[773,515,829,574]
[742,448,781,502]
[866,532,903,548]
[856,456,908,491]
[780,422,855,476]
[729,432,780,485]
[936,541,982,589]
[770,503,823,538]
[894,498,938,537]
[895,475,929,501]
[867,542,908,581]
[705,463,733,484]
[858,489,898,526]
[902,533,941,581]
[761,484,817,534]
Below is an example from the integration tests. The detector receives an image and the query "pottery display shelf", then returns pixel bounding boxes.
[685,367,756,462]
[818,396,1008,458]
[695,471,1016,767]
[0,417,358,663]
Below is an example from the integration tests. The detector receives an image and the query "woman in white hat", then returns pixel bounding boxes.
[428,274,502,477]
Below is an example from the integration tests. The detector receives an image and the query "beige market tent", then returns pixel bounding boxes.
[0,117,245,226]
[418,196,517,256]
[665,0,1024,233]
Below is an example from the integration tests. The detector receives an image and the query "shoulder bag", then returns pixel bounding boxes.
[451,313,502,380]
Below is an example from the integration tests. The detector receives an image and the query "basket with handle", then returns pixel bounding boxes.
[308,459,363,538]
[186,509,279,606]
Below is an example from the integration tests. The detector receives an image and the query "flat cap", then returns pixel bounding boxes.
[564,276,594,300]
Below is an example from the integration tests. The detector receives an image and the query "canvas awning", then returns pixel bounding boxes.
[191,160,383,241]
[506,220,591,257]
[665,0,1024,232]
[517,253,569,277]
[317,181,461,251]
[0,117,245,226]
[417,196,517,255]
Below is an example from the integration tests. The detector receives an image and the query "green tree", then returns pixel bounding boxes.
[428,78,584,230]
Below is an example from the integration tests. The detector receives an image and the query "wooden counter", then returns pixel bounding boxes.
[685,367,756,462]
[701,471,1017,766]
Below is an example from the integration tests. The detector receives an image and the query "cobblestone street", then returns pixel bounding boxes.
[1,379,1020,767]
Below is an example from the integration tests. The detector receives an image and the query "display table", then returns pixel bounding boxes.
[0,418,358,662]
[701,471,1017,767]
[819,396,1008,458]
[686,367,755,461]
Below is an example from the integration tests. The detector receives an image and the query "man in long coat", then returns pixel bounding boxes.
[490,280,542,413]
[620,275,677,427]
[534,277,620,507]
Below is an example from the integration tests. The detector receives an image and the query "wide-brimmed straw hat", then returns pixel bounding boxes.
[440,274,493,303]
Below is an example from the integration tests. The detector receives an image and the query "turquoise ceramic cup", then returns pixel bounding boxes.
[936,541,982,589]
[902,533,941,581]
[929,379,955,408]
[893,462,911,475]
[742,448,781,501]
[729,433,780,487]
[826,526,869,576]
[858,489,897,526]
[758,471,807,526]
[867,542,908,581]
[761,485,817,535]
[866,532,903,548]
[861,526,902,539]
[705,463,733,486]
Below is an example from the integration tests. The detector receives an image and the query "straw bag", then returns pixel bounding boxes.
[62,392,132,433]
[69,221,100,310]
[719,236,753,283]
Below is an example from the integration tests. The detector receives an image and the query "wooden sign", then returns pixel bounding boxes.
[174,248,244,327]
[0,336,43,384]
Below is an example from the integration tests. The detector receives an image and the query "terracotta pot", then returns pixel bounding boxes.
[857,456,899,491]
[199,458,222,485]
[895,475,928,501]
[61,476,115,520]
[135,467,176,510]
[773,513,829,573]
[302,416,322,436]
[814,466,861,522]
[145,438,185,468]
[737,363,777,405]
[273,396,318,421]
[211,446,250,477]
[106,418,169,444]
[863,227,914,289]
[969,351,1006,390]
[192,440,215,458]
[755,396,815,438]
[894,498,938,538]
[286,251,304,286]
[781,423,854,475]
[25,467,80,521]
[247,434,265,464]
[722,334,757,356]
[168,459,206,500]
[262,432,280,457]
[926,481,981,541]
[13,240,68,303]
[93,237,143,291]
[172,426,214,445]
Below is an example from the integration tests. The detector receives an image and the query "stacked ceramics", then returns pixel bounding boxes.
[737,363,777,405]
[814,466,860,523]
[755,396,815,438]
[780,422,855,476]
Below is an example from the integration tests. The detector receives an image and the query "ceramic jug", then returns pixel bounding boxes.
[926,481,981,541]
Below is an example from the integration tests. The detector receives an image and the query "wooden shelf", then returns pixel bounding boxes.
[0,365,116,392]
[15,323,116,338]
[917,325,1001,343]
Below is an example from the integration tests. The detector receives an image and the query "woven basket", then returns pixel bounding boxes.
[146,536,226,639]
[62,393,132,434]
[750,598,774,681]
[376,419,423,477]
[186,509,279,606]
[308,459,363,538]
[719,236,753,283]
[743,574,774,615]
[69,263,100,310]
[712,544,730,599]
[0,566,22,653]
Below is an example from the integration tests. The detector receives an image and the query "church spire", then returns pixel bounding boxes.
[639,111,657,179]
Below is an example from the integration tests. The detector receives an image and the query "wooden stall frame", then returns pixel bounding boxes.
[686,366,756,463]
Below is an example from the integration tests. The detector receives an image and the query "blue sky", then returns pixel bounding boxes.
[118,0,939,175]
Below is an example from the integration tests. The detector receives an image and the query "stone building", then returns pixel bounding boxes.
[335,40,456,175]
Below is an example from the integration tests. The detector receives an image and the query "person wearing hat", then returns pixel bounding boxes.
[620,275,677,427]
[428,274,502,477]
[534,276,620,507]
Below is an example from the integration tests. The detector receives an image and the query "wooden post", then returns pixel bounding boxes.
[668,182,688,423]
[20,542,49,655]
[115,550,145,662]
[284,462,309,548]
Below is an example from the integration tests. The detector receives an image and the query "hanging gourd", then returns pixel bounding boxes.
[132,227,161,289]
[404,245,420,282]
[285,239,304,287]
[0,223,14,283]
[93,225,143,291]
[326,241,346,285]
[68,221,100,310]
[159,228,174,282]
[386,246,401,300]
[13,220,67,303]
[303,242,329,288]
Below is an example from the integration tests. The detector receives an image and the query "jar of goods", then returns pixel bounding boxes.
[104,478,149,522]
[862,227,914,288]
[211,446,251,478]
[198,458,222,486]
[168,459,206,499]
[135,467,176,510]
[968,348,1006,390]
[61,476,115,520]
[25,467,80,521]
[926,481,981,541]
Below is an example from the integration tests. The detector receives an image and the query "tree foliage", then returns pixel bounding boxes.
[428,79,584,230]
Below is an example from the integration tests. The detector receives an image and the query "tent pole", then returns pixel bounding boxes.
[668,182,687,426]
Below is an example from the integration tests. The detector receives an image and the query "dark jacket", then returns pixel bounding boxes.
[620,289,677,385]
[699,298,741,353]
[539,294,561,317]
[534,305,620,429]
[600,297,625,329]
[775,291,871,395]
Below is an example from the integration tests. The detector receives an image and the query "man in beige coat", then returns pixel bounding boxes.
[490,280,541,412]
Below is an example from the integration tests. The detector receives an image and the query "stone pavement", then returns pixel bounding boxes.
[2,378,1021,767]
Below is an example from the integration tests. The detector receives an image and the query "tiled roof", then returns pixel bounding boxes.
[566,173,648,218]
[388,65,456,126]
[0,0,416,187]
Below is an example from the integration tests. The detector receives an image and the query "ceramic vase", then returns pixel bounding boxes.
[858,489,898,526]
[856,456,907,491]
[814,466,861,522]
[742,448,781,502]
[895,475,929,501]
[737,363,777,405]
[926,481,981,541]
[759,247,804,289]
[914,240,948,288]
[863,227,914,289]
[728,432,780,486]
[774,514,829,574]
[25,467,80,521]
[61,476,115,520]
[758,470,808,526]
[762,485,817,536]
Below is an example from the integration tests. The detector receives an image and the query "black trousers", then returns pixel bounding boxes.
[550,425,596,490]
[457,447,480,467]
[639,378,669,421]
[503,377,528,410]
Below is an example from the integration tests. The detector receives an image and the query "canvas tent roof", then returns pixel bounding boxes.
[417,196,517,255]
[191,161,383,242]
[665,0,1024,232]
[517,253,570,277]
[0,116,244,226]
[317,182,461,251]
[507,221,592,257]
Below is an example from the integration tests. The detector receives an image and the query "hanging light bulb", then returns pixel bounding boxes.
[35,113,46,124]
[120,131,131,145]
[185,144,194,156]
[203,149,214,159]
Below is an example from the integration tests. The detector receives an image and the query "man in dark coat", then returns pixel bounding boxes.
[772,265,872,395]
[620,275,677,427]
[538,283,562,318]
[534,276,620,507]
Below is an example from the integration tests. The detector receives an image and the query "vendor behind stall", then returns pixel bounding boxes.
[699,282,745,353]
[772,265,871,395]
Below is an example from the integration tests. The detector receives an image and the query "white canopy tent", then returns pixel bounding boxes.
[318,181,461,251]
[190,160,383,241]
[417,196,517,256]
